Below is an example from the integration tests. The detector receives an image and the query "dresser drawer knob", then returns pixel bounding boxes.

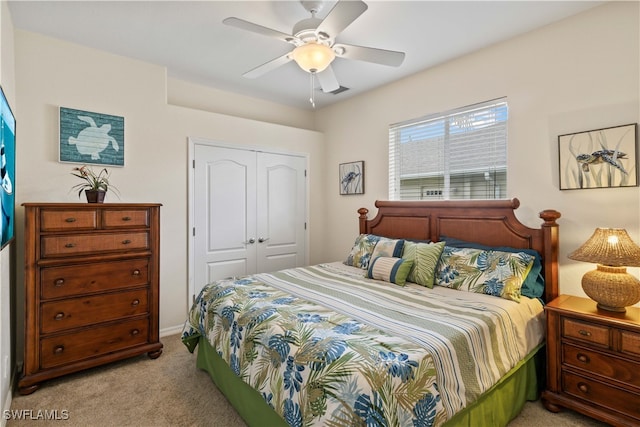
[53,345,64,355]
[132,269,141,276]
[64,243,76,248]
[122,239,132,245]
[576,353,590,363]
[131,299,140,306]
[131,329,140,336]
[54,278,65,287]
[65,217,76,223]
[577,382,590,394]
[54,312,65,321]
[122,216,132,221]
[578,330,592,337]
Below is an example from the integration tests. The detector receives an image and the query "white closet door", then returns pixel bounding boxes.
[256,152,307,273]
[193,144,257,296]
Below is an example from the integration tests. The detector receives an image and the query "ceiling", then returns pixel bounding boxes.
[8,0,603,110]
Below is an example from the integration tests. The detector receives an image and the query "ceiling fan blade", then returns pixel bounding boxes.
[316,0,368,39]
[334,43,405,67]
[316,65,340,93]
[243,53,293,79]
[223,17,296,44]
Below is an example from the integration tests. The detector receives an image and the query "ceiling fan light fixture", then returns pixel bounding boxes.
[291,43,335,73]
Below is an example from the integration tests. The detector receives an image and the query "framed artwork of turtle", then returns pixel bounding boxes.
[59,107,124,166]
[558,123,638,190]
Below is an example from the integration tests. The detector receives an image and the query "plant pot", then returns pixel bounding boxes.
[85,189,106,203]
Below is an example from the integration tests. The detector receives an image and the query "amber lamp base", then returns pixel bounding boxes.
[582,265,640,312]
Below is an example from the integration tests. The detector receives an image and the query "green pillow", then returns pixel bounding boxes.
[411,241,445,288]
[366,257,414,286]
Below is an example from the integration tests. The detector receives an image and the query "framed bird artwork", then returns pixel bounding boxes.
[558,123,637,190]
[339,160,364,195]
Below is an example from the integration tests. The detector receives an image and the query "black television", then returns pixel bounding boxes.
[0,85,15,249]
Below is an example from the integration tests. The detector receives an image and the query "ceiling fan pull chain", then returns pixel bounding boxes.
[309,72,316,108]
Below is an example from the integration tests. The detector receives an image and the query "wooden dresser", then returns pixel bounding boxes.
[19,203,163,394]
[542,295,640,426]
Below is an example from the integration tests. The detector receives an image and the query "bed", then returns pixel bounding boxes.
[182,198,561,427]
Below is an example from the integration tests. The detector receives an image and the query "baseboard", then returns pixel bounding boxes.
[159,325,183,338]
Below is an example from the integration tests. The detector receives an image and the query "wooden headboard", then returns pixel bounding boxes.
[358,198,561,302]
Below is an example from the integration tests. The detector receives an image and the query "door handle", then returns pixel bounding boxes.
[244,238,255,244]
[258,237,269,243]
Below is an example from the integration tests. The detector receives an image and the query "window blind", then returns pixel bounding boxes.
[389,98,508,200]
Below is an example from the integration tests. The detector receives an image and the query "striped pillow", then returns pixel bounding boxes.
[366,256,414,286]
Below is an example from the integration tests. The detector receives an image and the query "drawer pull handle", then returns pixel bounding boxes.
[53,345,64,355]
[54,278,65,287]
[132,269,141,276]
[65,217,76,223]
[122,216,132,221]
[54,312,65,321]
[578,330,592,337]
[131,329,140,336]
[576,353,590,363]
[64,243,76,248]
[131,299,140,306]
[577,382,589,394]
[122,239,132,245]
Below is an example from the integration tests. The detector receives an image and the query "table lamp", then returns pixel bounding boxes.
[568,228,640,312]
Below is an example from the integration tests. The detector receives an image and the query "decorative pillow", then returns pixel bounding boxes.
[435,246,535,302]
[411,241,446,288]
[344,234,382,269]
[440,236,544,299]
[371,238,405,260]
[366,257,414,286]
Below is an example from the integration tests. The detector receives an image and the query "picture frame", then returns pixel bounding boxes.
[0,85,15,249]
[339,160,364,195]
[558,123,638,190]
[59,107,125,167]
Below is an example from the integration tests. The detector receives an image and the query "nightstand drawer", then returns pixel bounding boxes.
[41,232,149,257]
[40,317,149,369]
[40,258,149,299]
[41,289,149,333]
[563,343,640,388]
[40,210,98,231]
[562,371,640,420]
[621,330,640,357]
[562,317,610,347]
[102,209,149,228]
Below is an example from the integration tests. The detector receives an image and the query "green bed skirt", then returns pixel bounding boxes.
[195,336,545,427]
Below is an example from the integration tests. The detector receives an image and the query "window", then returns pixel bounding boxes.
[389,98,508,200]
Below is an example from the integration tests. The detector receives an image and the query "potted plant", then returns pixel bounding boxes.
[71,165,119,203]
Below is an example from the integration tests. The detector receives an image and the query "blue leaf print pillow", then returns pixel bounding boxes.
[344,234,382,269]
[435,246,535,302]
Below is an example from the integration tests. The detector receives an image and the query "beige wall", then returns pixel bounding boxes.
[13,30,326,339]
[315,1,640,300]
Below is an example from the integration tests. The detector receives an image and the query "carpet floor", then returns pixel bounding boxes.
[8,334,608,426]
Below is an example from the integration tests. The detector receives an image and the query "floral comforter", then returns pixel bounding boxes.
[182,262,544,427]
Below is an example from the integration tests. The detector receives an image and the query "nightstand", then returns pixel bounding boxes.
[542,295,640,426]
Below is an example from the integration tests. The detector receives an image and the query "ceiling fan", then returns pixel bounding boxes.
[223,0,405,101]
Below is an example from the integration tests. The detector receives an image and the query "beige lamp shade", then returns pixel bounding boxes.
[290,43,335,73]
[569,228,640,312]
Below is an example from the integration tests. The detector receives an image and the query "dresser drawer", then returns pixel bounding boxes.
[562,343,640,388]
[40,210,97,231]
[40,317,149,369]
[102,209,149,228]
[40,259,149,299]
[621,330,640,358]
[41,289,149,334]
[562,317,610,347]
[562,371,640,420]
[41,232,149,257]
